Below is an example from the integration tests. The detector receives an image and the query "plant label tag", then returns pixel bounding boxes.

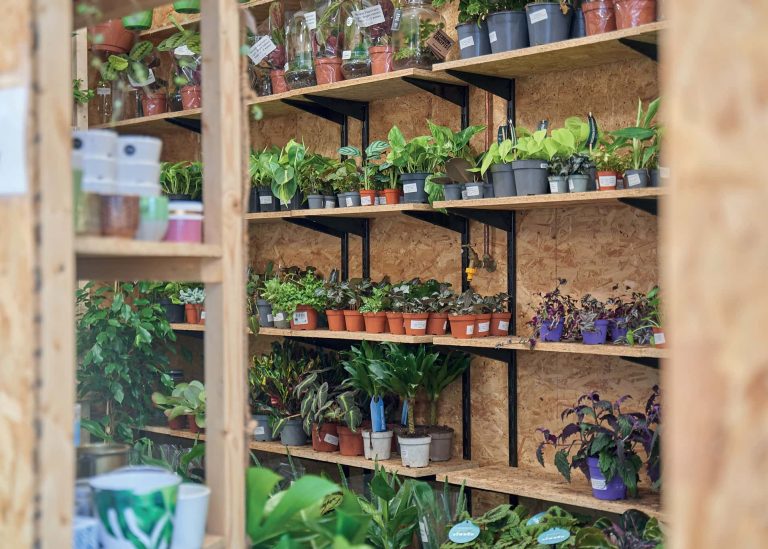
[342,50,352,60]
[498,320,509,331]
[254,426,265,435]
[590,477,607,490]
[529,9,548,24]
[361,195,372,205]
[653,331,666,345]
[627,173,642,187]
[345,196,354,206]
[353,5,385,28]
[174,45,196,57]
[537,528,571,545]
[443,321,448,330]
[466,185,480,197]
[391,8,402,31]
[96,86,111,96]
[419,519,430,543]
[259,195,273,204]
[526,512,546,526]
[459,35,474,50]
[401,448,408,458]
[305,11,317,30]
[549,181,560,193]
[489,31,497,43]
[248,35,278,65]
[267,314,274,322]
[448,521,480,544]
[598,175,616,188]
[478,321,490,333]
[403,183,418,194]
[466,324,474,335]
[426,28,454,61]
[0,87,28,195]
[128,68,156,88]
[540,162,548,169]
[200,311,206,320]
[324,433,339,446]
[293,311,309,325]
[274,312,285,321]
[370,397,386,431]
[659,166,670,178]
[411,319,427,330]
[568,180,575,191]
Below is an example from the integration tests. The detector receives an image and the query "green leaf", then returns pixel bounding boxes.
[370,472,396,501]
[554,449,571,482]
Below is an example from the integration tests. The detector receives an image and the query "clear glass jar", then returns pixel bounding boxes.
[340,1,371,79]
[392,0,445,70]
[285,11,317,89]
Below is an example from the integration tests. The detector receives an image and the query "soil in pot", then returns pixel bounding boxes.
[614,0,656,29]
[401,173,429,204]
[360,189,377,206]
[583,0,616,35]
[582,319,609,345]
[312,423,340,452]
[252,414,273,441]
[491,164,516,196]
[270,69,289,94]
[525,2,573,46]
[540,319,564,341]
[307,194,324,209]
[403,313,430,336]
[280,418,307,446]
[443,183,462,201]
[160,300,185,323]
[89,20,135,53]
[490,311,512,336]
[597,171,618,191]
[426,313,449,336]
[386,312,405,334]
[141,94,167,116]
[587,456,627,500]
[363,312,388,334]
[512,160,549,195]
[382,188,400,205]
[449,314,476,339]
[291,305,319,330]
[285,68,317,90]
[338,426,364,456]
[256,299,274,327]
[487,10,528,54]
[474,313,492,337]
[180,85,202,110]
[341,58,371,79]
[428,426,454,462]
[568,175,590,193]
[168,416,186,430]
[397,433,432,468]
[343,310,365,331]
[326,310,346,331]
[624,169,649,188]
[369,46,394,74]
[456,21,492,59]
[362,430,393,460]
[272,311,290,329]
[184,304,199,324]
[314,57,344,84]
[548,175,568,194]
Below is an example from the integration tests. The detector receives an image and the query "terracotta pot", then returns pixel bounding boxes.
[311,423,339,452]
[187,415,202,433]
[194,303,205,325]
[314,57,344,85]
[270,69,289,94]
[369,45,394,75]
[338,425,364,456]
[343,310,365,332]
[382,188,400,205]
[583,1,616,35]
[613,0,656,29]
[490,312,512,336]
[180,85,202,109]
[426,313,449,335]
[475,313,492,337]
[141,94,168,116]
[89,20,135,53]
[402,312,430,336]
[326,309,346,331]
[597,170,618,190]
[168,416,185,430]
[184,303,199,324]
[363,312,388,333]
[652,327,666,348]
[291,305,319,330]
[386,312,405,334]
[360,189,377,207]
[449,314,477,339]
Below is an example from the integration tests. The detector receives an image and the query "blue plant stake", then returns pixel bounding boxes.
[401,400,409,426]
[370,397,386,432]
[537,527,570,547]
[448,520,480,544]
[525,512,546,526]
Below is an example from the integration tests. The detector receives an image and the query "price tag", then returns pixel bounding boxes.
[426,28,454,61]
[259,195,273,204]
[403,183,418,194]
[174,45,196,57]
[267,314,274,322]
[459,35,474,49]
[361,195,372,205]
[537,528,571,545]
[0,87,28,195]
[97,86,111,96]
[568,180,575,191]
[443,321,448,330]
[598,175,616,188]
[200,311,206,320]
[448,521,480,544]
[293,311,309,325]
[391,8,402,31]
[549,180,560,193]
[323,433,339,446]
[526,512,546,526]
[466,185,480,197]
[529,9,548,24]
[627,173,642,187]
[342,50,352,60]
[498,320,509,331]
[410,319,427,330]
[466,324,474,335]
[304,10,317,30]
[128,68,156,88]
[345,196,354,206]
[248,35,278,65]
[477,321,490,333]
[274,312,285,322]
[591,477,607,490]
[419,520,430,543]
[353,5,385,28]
[254,426,265,435]
[540,162,549,169]
[653,331,666,345]
[489,31,497,43]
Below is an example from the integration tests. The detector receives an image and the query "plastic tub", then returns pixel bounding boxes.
[117,135,163,162]
[117,161,160,185]
[82,155,116,181]
[72,129,118,157]
[137,196,169,241]
[165,200,203,243]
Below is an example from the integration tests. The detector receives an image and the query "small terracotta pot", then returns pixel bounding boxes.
[382,188,400,205]
[141,94,168,116]
[426,313,449,335]
[291,305,319,331]
[311,423,339,452]
[89,20,135,53]
[652,327,666,348]
[369,45,394,75]
[338,425,364,456]
[360,189,377,207]
[363,312,388,333]
[194,303,205,325]
[343,310,365,332]
[583,0,616,35]
[187,415,202,433]
[386,312,405,334]
[326,309,346,331]
[270,69,289,94]
[402,312,430,336]
[314,57,344,85]
[168,416,185,430]
[490,312,512,336]
[449,314,477,339]
[597,170,618,190]
[614,0,656,29]
[475,313,492,338]
[180,85,202,109]
[184,303,199,324]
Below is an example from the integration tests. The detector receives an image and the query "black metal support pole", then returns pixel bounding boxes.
[509,207,518,469]
[461,86,469,130]
[465,488,473,515]
[341,232,349,281]
[361,104,370,159]
[507,79,516,126]
[340,115,349,150]
[461,216,471,461]
[362,218,370,279]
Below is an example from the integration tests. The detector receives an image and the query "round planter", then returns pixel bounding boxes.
[487,10,529,54]
[525,2,573,46]
[386,312,405,334]
[570,8,586,38]
[184,303,199,324]
[280,418,307,446]
[324,195,337,208]
[280,191,304,211]
[272,311,290,329]
[174,0,201,14]
[122,10,154,30]
[614,0,656,29]
[270,69,289,94]
[511,160,549,195]
[168,416,186,430]
[360,189,377,206]
[369,46,394,74]
[338,425,364,456]
[307,194,324,209]
[171,483,211,549]
[540,318,564,341]
[343,310,365,332]
[312,423,340,452]
[363,312,388,333]
[397,435,432,468]
[456,21,492,60]
[428,427,454,462]
[180,85,202,110]
[587,456,627,500]
[401,173,429,204]
[382,188,400,205]
[597,171,618,190]
[88,20,134,54]
[141,93,168,116]
[548,175,568,194]
[449,314,476,339]
[568,174,590,193]
[337,192,349,208]
[609,318,628,343]
[291,305,319,331]
[426,313,449,335]
[187,415,202,433]
[256,299,274,327]
[474,313,492,337]
[483,182,495,198]
[490,311,512,336]
[252,414,273,441]
[161,300,185,323]
[326,309,346,331]
[314,57,344,84]
[582,319,609,345]
[403,312,430,335]
[583,1,616,35]
[362,430,393,460]
[624,169,650,188]
[490,164,516,196]
[443,183,462,201]
[258,187,277,212]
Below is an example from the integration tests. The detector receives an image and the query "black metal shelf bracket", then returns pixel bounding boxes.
[449,208,514,232]
[618,38,658,62]
[402,211,466,233]
[304,95,368,122]
[621,356,660,369]
[441,345,514,362]
[402,77,468,108]
[165,117,201,133]
[445,70,516,122]
[618,197,658,216]
[281,98,346,125]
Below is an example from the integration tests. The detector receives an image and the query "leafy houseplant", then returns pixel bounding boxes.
[339,140,390,205]
[180,286,205,324]
[359,286,389,333]
[157,18,203,109]
[611,97,661,188]
[267,140,307,208]
[294,373,344,452]
[314,0,346,84]
[151,380,206,432]
[248,148,278,212]
[447,289,482,339]
[527,279,578,347]
[626,286,663,347]
[577,293,608,345]
[160,161,203,200]
[421,351,470,461]
[298,152,335,208]
[73,78,95,104]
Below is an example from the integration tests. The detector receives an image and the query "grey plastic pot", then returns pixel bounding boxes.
[346,191,362,207]
[512,160,549,195]
[487,10,529,53]
[464,182,484,200]
[548,175,568,194]
[398,435,432,468]
[272,311,290,329]
[483,182,494,198]
[279,418,307,446]
[401,173,429,204]
[525,2,573,46]
[428,428,454,462]
[324,195,337,208]
[256,299,274,327]
[490,163,516,196]
[650,169,660,187]
[252,414,273,441]
[456,21,492,59]
[280,191,303,211]
[586,166,597,191]
[568,174,590,193]
[307,194,324,209]
[258,187,277,212]
[362,430,393,460]
[443,183,462,201]
[248,187,260,213]
[624,169,650,189]
[337,192,349,208]
[570,8,586,38]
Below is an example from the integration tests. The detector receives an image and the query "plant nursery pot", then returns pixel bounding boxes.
[270,69,289,94]
[449,314,477,339]
[525,2,573,46]
[171,483,211,549]
[456,21,492,60]
[427,313,449,336]
[184,303,199,324]
[360,189,377,206]
[161,300,185,323]
[510,160,548,195]
[257,299,274,327]
[487,10,529,54]
[312,423,340,452]
[490,311,512,336]
[609,318,628,343]
[141,93,168,116]
[337,192,349,208]
[403,312,430,336]
[362,430,393,460]
[614,0,656,29]
[174,0,201,14]
[650,168,660,187]
[122,10,154,31]
[324,195,337,208]
[401,173,429,204]
[180,85,202,110]
[314,57,344,85]
[194,303,205,325]
[386,312,405,334]
[363,312,388,334]
[326,309,347,331]
[463,182,483,200]
[343,310,365,332]
[280,191,304,211]
[88,20,135,53]
[624,169,650,188]
[369,46,394,74]
[474,313,492,337]
[338,425,364,456]
[272,311,290,329]
[568,174,590,193]
[280,418,307,446]
[307,194,325,209]
[491,164,516,197]
[168,416,186,430]
[597,171,618,190]
[341,191,362,208]
[570,8,586,38]
[382,188,401,205]
[252,414,273,441]
[540,318,564,341]
[258,187,278,211]
[587,456,627,500]
[548,175,568,194]
[483,182,495,198]
[248,187,260,213]
[582,319,609,345]
[187,415,202,433]
[652,327,666,348]
[397,435,432,468]
[582,0,616,35]
[428,426,454,462]
[443,183,463,201]
[291,305,319,330]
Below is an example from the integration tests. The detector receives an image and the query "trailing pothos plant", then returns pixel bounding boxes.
[267,139,307,204]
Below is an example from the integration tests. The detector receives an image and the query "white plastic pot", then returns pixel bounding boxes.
[171,483,211,549]
[73,129,118,157]
[397,435,432,468]
[82,155,116,181]
[117,161,161,185]
[118,135,163,162]
[362,430,393,460]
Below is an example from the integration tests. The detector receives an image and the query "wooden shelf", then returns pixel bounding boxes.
[74,0,171,29]
[89,108,202,135]
[433,187,665,211]
[433,335,666,359]
[142,425,474,479]
[258,327,434,344]
[444,465,662,520]
[170,322,206,332]
[245,203,434,223]
[243,210,293,223]
[75,237,220,258]
[433,22,665,78]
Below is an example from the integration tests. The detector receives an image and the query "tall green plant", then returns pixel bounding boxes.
[422,352,470,426]
[268,139,307,204]
[611,97,661,170]
[355,467,421,549]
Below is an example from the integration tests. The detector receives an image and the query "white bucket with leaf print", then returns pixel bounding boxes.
[89,471,182,549]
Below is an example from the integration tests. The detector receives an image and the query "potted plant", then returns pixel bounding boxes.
[611,97,660,189]
[285,11,317,89]
[486,0,529,53]
[295,374,343,453]
[150,385,187,430]
[454,0,493,60]
[422,351,470,461]
[88,19,135,54]
[261,277,292,329]
[321,271,348,331]
[341,278,370,331]
[247,263,275,330]
[249,366,274,441]
[386,126,440,204]
[525,0,573,46]
[180,286,205,324]
[385,282,409,334]
[314,0,346,84]
[160,161,201,201]
[159,282,187,323]
[582,0,616,35]
[512,127,554,195]
[152,380,206,433]
[527,279,578,346]
[401,281,432,336]
[288,270,326,330]
[328,158,362,207]
[359,285,389,333]
[365,0,396,74]
[341,2,372,79]
[392,0,447,70]
[299,152,335,209]
[577,294,608,345]
[473,293,493,337]
[487,293,511,336]
[626,286,664,348]
[427,120,485,202]
[478,137,518,197]
[122,9,155,31]
[614,0,656,29]
[336,390,365,456]
[447,289,481,339]
[157,19,202,110]
[248,148,279,212]
[265,1,289,94]
[267,140,307,210]
[591,139,628,191]
[339,140,390,206]
[425,282,454,336]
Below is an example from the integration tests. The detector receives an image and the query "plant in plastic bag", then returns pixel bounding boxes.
[341,0,372,78]
[316,0,347,58]
[285,11,317,88]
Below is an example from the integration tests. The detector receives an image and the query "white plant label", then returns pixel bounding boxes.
[401,448,408,458]
[200,311,206,320]
[598,175,616,188]
[274,312,285,321]
[627,173,642,187]
[466,185,480,197]
[254,426,265,435]
[293,311,309,325]
[591,478,607,490]
[345,196,354,206]
[304,11,317,30]
[459,35,475,50]
[653,331,666,345]
[353,5,385,28]
[361,195,372,205]
[248,35,278,65]
[0,87,28,195]
[466,325,474,335]
[529,9,548,24]
[259,195,273,204]
[403,183,418,194]
[549,181,560,193]
[489,31,497,43]
[324,433,339,446]
[410,319,427,330]
[419,520,430,543]
[540,162,549,169]
[267,314,274,322]
[478,322,490,333]
[97,86,111,96]
[443,321,448,330]
[498,320,509,331]
[342,50,352,60]
[128,68,156,88]
[659,166,670,178]
[174,45,196,57]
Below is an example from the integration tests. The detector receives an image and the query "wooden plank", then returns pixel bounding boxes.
[75,236,221,258]
[433,22,665,78]
[72,29,89,129]
[259,327,435,344]
[432,336,667,359]
[244,203,435,223]
[433,188,666,211]
[444,466,663,520]
[171,322,206,332]
[73,0,175,29]
[243,210,293,223]
[89,107,202,134]
[77,257,222,283]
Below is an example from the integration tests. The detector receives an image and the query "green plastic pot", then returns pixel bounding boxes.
[173,0,200,14]
[122,10,154,30]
